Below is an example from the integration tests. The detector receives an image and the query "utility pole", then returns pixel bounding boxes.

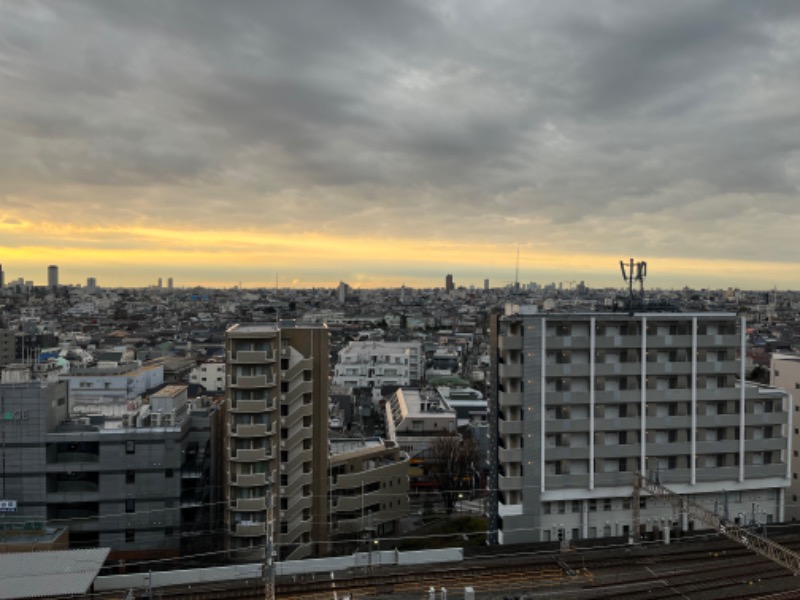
[264,480,275,600]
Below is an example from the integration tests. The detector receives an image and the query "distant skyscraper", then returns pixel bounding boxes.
[87,277,97,291]
[47,265,58,290]
[484,278,490,291]
[445,273,454,293]
[0,264,4,290]
[337,281,348,304]
[168,277,173,290]
[158,277,163,288]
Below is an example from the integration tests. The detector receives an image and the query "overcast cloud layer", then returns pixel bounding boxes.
[2,1,800,287]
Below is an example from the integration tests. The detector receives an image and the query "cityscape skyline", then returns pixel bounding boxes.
[3,252,800,291]
[3,2,800,290]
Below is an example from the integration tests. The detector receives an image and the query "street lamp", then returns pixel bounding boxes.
[458,493,464,513]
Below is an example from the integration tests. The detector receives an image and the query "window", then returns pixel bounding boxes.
[571,500,581,513]
[165,526,174,536]
[126,470,135,485]
[125,499,135,513]
[603,499,612,511]
[165,468,174,478]
[589,499,597,512]
[126,441,135,454]
[125,529,135,543]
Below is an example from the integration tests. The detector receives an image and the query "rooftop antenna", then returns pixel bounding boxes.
[620,258,647,315]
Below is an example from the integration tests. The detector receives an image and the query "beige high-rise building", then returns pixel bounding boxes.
[225,323,329,562]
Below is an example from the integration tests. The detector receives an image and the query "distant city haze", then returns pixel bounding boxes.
[2,2,800,290]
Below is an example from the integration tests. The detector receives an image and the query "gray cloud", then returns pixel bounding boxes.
[2,0,800,269]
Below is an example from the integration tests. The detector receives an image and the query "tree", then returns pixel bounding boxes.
[427,431,479,514]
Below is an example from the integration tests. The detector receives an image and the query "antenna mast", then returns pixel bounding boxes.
[619,258,647,315]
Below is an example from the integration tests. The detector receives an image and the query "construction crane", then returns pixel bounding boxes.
[632,472,800,576]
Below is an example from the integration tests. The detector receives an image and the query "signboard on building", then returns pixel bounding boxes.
[0,500,17,512]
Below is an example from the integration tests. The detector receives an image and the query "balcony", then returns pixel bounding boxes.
[499,391,523,407]
[230,375,274,389]
[232,522,267,537]
[498,475,523,491]
[230,423,270,437]
[498,336,522,352]
[231,497,267,512]
[498,420,523,436]
[499,448,523,463]
[231,448,271,462]
[230,399,274,413]
[231,350,275,364]
[499,363,523,380]
[231,472,269,487]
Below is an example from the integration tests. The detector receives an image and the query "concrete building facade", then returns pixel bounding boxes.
[329,438,409,554]
[0,330,14,367]
[225,323,329,562]
[189,361,226,393]
[0,367,218,559]
[490,307,790,545]
[770,352,800,521]
[333,341,423,389]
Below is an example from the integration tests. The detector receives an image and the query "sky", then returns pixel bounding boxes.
[2,1,800,290]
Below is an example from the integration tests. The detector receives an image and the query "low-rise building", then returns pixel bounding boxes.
[333,341,423,389]
[329,438,409,554]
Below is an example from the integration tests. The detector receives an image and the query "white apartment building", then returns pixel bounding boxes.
[61,363,165,415]
[189,361,226,392]
[490,306,790,545]
[383,388,456,459]
[333,341,423,389]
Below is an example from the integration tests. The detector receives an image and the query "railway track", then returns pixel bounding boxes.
[276,534,800,600]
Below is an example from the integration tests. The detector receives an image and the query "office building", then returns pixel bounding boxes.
[86,277,96,291]
[168,277,173,290]
[0,263,4,290]
[445,274,454,293]
[490,306,790,545]
[0,367,218,558]
[47,265,58,290]
[225,323,329,562]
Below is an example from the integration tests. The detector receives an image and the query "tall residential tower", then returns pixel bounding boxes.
[225,323,329,562]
